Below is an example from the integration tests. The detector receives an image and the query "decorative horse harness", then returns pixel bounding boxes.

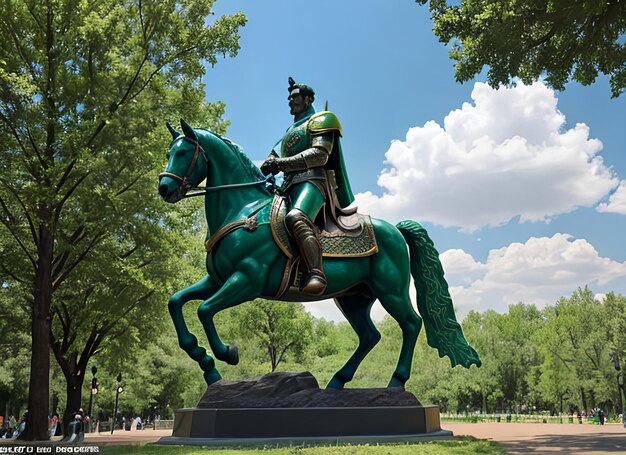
[160,136,378,300]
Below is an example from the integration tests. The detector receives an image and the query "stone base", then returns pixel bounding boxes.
[157,405,449,444]
[157,373,452,446]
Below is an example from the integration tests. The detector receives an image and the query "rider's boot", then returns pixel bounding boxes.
[285,209,327,296]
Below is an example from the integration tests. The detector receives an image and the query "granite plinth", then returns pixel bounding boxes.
[158,372,450,445]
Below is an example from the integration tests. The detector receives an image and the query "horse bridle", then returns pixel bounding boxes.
[159,136,208,192]
[159,136,272,199]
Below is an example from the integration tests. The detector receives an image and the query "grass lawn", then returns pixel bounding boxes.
[99,436,505,454]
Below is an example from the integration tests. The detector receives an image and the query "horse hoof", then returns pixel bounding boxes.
[226,345,239,365]
[387,376,406,389]
[326,376,345,390]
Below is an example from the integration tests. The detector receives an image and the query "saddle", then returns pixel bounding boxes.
[203,188,378,300]
[269,194,378,299]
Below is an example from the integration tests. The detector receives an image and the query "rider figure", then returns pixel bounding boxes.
[261,78,354,296]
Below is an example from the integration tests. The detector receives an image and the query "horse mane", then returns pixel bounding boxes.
[196,129,266,183]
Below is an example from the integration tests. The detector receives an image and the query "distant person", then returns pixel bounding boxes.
[599,409,605,425]
[49,413,59,437]
[131,416,142,430]
[12,413,26,439]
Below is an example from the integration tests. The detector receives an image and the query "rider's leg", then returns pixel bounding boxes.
[285,181,326,295]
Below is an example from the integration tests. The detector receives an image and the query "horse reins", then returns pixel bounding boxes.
[159,136,270,199]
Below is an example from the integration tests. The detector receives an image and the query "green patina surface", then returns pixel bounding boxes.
[157,119,480,390]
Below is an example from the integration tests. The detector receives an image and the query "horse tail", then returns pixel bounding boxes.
[396,220,481,368]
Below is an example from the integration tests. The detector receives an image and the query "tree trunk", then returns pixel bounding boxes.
[19,225,53,441]
[269,345,277,372]
[482,391,487,414]
[581,387,588,412]
[62,375,83,436]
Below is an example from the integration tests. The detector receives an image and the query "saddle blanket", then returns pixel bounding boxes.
[269,196,378,259]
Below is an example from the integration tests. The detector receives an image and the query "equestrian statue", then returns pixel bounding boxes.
[158,78,481,389]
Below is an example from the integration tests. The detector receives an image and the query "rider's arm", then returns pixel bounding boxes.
[275,132,333,173]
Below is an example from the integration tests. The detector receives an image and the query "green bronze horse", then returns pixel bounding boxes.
[158,119,480,388]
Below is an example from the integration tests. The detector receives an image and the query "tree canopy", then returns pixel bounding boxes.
[0,0,245,440]
[418,0,626,97]
[227,299,314,372]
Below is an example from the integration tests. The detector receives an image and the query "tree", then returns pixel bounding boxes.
[0,287,30,419]
[535,288,615,413]
[0,0,245,440]
[455,305,543,413]
[50,221,207,433]
[229,299,314,372]
[418,0,626,97]
[91,327,207,422]
[0,188,31,419]
[604,292,626,414]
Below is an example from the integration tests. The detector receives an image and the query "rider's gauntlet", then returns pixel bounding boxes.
[279,147,329,173]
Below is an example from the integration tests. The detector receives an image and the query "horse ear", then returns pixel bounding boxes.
[166,122,180,140]
[180,119,197,140]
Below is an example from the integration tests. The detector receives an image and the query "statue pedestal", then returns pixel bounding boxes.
[156,372,452,446]
[157,405,450,445]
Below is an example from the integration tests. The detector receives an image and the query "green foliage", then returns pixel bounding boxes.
[86,328,206,420]
[605,292,626,370]
[225,299,314,372]
[418,0,626,97]
[531,288,620,413]
[0,279,30,414]
[12,283,625,422]
[0,0,245,437]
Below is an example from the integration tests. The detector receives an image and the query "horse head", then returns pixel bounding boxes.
[158,119,208,203]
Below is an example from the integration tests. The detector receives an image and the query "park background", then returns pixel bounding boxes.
[1,0,625,439]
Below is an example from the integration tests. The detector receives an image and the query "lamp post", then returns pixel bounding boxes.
[111,373,123,435]
[87,366,98,432]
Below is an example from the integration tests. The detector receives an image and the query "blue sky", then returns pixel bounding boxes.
[202,1,626,321]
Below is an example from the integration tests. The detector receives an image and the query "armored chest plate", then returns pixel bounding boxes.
[281,121,310,158]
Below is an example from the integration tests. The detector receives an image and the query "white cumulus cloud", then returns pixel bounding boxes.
[355,81,618,231]
[441,234,626,315]
[304,234,626,322]
[597,180,626,214]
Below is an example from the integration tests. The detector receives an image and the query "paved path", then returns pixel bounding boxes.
[445,422,626,455]
[82,429,172,445]
[80,422,626,453]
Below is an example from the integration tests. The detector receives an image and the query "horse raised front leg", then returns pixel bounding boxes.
[327,294,380,389]
[169,275,222,385]
[197,270,260,367]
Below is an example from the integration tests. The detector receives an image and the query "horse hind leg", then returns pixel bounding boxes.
[369,224,423,388]
[376,289,423,388]
[169,275,222,385]
[327,294,381,389]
